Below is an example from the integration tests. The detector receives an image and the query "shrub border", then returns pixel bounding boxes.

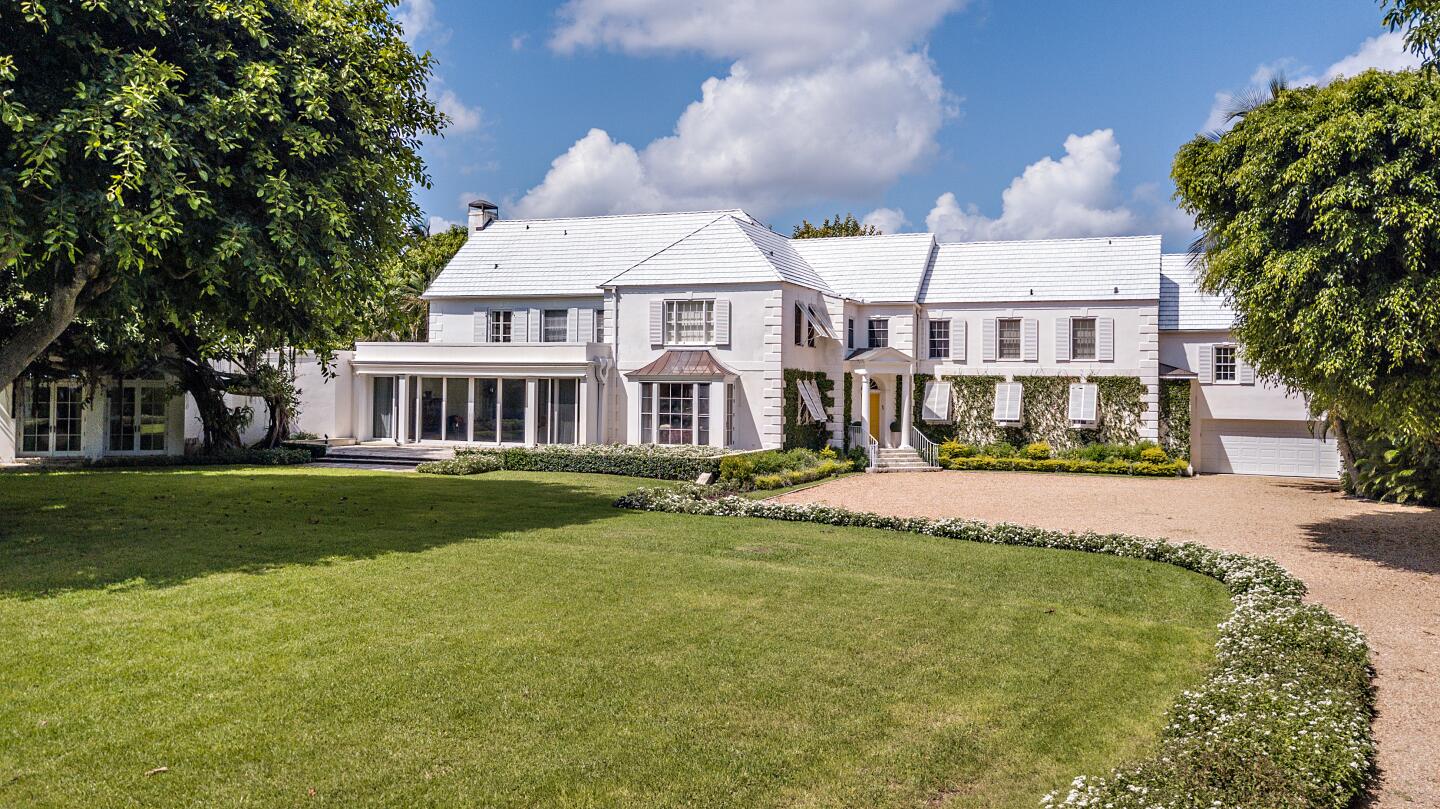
[943,454,1186,477]
[614,486,1375,808]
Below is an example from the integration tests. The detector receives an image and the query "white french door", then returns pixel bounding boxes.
[18,380,83,456]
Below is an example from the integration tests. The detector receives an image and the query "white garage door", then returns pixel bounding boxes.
[1198,419,1339,478]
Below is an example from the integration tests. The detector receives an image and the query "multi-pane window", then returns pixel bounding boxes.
[867,318,889,348]
[665,300,714,345]
[594,309,605,342]
[846,318,855,349]
[997,318,1022,360]
[793,304,816,347]
[928,320,950,359]
[641,382,711,446]
[1070,317,1097,360]
[20,380,83,454]
[489,310,513,343]
[1214,345,1238,382]
[542,309,568,343]
[725,384,735,447]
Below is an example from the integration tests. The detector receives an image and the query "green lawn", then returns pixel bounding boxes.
[0,468,1230,808]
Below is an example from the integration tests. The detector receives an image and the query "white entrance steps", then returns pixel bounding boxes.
[318,444,456,469]
[869,447,940,473]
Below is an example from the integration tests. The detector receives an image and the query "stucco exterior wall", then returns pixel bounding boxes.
[1162,331,1313,422]
[428,297,605,344]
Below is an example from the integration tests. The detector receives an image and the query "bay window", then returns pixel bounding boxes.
[639,382,714,446]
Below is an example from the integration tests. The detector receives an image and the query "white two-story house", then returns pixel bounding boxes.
[0,201,1339,477]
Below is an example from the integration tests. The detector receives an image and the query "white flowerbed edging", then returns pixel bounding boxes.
[615,485,1375,809]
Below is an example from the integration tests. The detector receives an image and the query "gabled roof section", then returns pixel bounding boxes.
[790,232,937,302]
[1160,253,1235,331]
[606,215,835,294]
[919,235,1162,304]
[424,209,749,298]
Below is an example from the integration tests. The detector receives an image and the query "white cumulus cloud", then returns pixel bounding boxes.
[394,0,437,44]
[518,1,963,218]
[435,89,483,135]
[862,207,908,234]
[925,129,1136,242]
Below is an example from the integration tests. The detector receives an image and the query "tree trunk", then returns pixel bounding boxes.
[164,330,243,453]
[1332,413,1359,493]
[0,253,105,391]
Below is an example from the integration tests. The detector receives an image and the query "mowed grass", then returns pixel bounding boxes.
[0,468,1230,808]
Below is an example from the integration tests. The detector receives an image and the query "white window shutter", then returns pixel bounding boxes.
[1056,318,1071,362]
[714,299,731,345]
[566,308,579,343]
[1199,344,1214,384]
[578,308,595,344]
[512,309,528,344]
[480,311,494,342]
[650,300,664,345]
[922,380,952,422]
[1068,383,1098,423]
[1239,356,1256,385]
[993,382,1022,423]
[982,319,997,362]
[428,312,443,343]
[528,307,541,342]
[1097,317,1115,362]
[953,320,966,363]
[1068,383,1084,421]
[1022,318,1039,361]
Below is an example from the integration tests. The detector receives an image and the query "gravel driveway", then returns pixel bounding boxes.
[774,471,1440,808]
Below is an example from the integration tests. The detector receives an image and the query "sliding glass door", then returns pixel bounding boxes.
[404,376,580,445]
[500,379,526,443]
[537,378,578,445]
[473,379,498,443]
[372,377,395,439]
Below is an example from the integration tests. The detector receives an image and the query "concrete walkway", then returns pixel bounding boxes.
[775,471,1440,808]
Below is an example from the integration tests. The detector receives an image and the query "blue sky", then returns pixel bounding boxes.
[398,0,1418,250]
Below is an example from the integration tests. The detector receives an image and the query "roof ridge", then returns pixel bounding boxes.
[936,234,1162,247]
[491,208,750,225]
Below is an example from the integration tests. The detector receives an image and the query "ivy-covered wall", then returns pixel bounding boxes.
[913,374,1148,450]
[842,371,853,451]
[1159,379,1192,459]
[782,369,835,450]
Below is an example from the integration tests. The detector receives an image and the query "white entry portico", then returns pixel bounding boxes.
[845,346,916,449]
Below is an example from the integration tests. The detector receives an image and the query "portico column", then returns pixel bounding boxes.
[395,375,408,445]
[855,370,870,448]
[900,368,915,448]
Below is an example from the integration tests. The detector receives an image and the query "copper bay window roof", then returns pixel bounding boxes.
[625,349,738,379]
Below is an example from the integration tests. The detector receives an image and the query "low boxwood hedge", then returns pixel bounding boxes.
[415,454,503,476]
[944,455,1187,477]
[442,444,729,481]
[82,447,314,469]
[615,486,1375,809]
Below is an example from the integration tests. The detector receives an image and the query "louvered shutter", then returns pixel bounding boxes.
[953,320,966,362]
[650,300,664,345]
[428,312,443,343]
[922,381,952,422]
[982,319,997,362]
[1022,319,1039,361]
[1239,356,1256,385]
[527,308,541,342]
[566,308,579,343]
[993,382,1023,423]
[578,308,595,344]
[1097,317,1115,362]
[714,299,731,345]
[1068,383,1098,423]
[1199,344,1214,384]
[473,310,488,342]
[1056,318,1071,362]
[512,309,528,344]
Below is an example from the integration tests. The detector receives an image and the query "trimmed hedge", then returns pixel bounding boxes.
[752,458,853,490]
[82,448,314,469]
[615,486,1375,809]
[447,444,727,481]
[944,455,1188,477]
[416,454,503,476]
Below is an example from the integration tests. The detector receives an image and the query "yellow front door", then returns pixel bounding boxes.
[868,391,881,441]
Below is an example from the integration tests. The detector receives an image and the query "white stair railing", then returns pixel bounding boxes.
[866,436,879,471]
[910,427,940,468]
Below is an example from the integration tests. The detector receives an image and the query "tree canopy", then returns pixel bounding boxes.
[0,0,443,414]
[363,225,469,342]
[1383,0,1440,67]
[1172,69,1440,442]
[792,213,880,239]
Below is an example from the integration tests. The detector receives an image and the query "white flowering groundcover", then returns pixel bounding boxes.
[615,485,1375,809]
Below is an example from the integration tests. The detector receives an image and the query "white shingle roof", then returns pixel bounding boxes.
[1160,253,1235,330]
[605,215,835,293]
[918,235,1162,304]
[424,209,748,298]
[790,233,937,302]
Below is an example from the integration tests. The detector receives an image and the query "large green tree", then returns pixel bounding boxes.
[0,0,442,446]
[1172,68,1440,473]
[792,213,880,239]
[1384,0,1440,66]
[362,224,469,342]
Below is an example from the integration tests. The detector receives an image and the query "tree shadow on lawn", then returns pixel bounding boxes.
[0,469,620,599]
